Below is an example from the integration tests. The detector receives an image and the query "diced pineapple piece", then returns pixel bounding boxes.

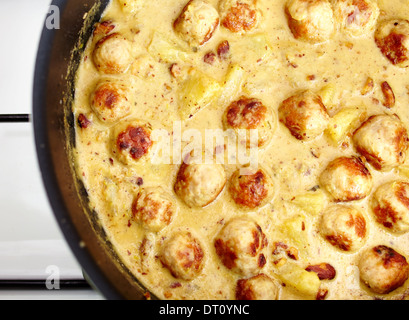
[148,32,189,63]
[325,107,365,145]
[281,214,308,247]
[234,34,273,64]
[275,263,321,298]
[117,0,143,13]
[178,70,222,119]
[218,64,245,107]
[318,83,335,108]
[291,190,327,216]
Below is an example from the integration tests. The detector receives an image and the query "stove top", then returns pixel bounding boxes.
[0,0,103,300]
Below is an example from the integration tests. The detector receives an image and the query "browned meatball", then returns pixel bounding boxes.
[93,33,133,74]
[132,187,177,232]
[371,181,409,234]
[279,90,330,141]
[159,231,205,281]
[222,96,276,148]
[214,217,268,276]
[236,274,280,300]
[174,162,226,208]
[174,0,220,48]
[352,114,409,171]
[359,245,409,294]
[219,0,261,33]
[320,205,367,252]
[285,0,335,43]
[228,167,274,209]
[112,121,153,164]
[333,0,380,37]
[90,79,132,123]
[319,156,373,202]
[375,19,409,68]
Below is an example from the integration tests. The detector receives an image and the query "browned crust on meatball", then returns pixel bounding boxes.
[214,223,267,270]
[174,0,220,46]
[93,33,125,73]
[376,23,409,66]
[131,192,173,227]
[116,125,153,160]
[373,182,409,230]
[346,0,371,25]
[325,210,366,251]
[305,263,336,280]
[279,91,329,141]
[93,83,126,110]
[370,245,409,293]
[222,2,259,33]
[229,170,270,208]
[226,97,267,129]
[235,274,270,300]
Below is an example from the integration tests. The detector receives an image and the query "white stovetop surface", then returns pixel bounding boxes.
[0,0,103,300]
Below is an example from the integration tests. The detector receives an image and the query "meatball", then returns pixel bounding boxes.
[90,79,132,123]
[214,217,268,276]
[236,274,280,300]
[285,0,335,43]
[223,97,276,148]
[132,187,177,232]
[352,114,409,171]
[93,33,133,74]
[112,121,153,164]
[159,231,205,281]
[228,167,274,209]
[219,0,261,33]
[173,0,220,48]
[278,90,330,141]
[319,156,373,202]
[359,245,409,294]
[371,181,409,234]
[174,162,226,208]
[375,19,409,68]
[320,205,367,252]
[333,0,379,37]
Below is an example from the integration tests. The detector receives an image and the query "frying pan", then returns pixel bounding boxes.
[33,0,153,300]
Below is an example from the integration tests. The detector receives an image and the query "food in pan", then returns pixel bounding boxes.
[73,0,409,300]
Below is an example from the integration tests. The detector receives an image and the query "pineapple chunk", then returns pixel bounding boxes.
[178,70,222,119]
[281,214,308,247]
[234,34,273,64]
[318,83,335,108]
[325,107,365,145]
[291,190,327,216]
[218,64,245,107]
[276,263,321,298]
[117,0,143,13]
[148,32,189,63]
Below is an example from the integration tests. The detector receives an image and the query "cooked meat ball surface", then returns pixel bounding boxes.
[352,114,409,171]
[285,0,335,43]
[375,19,409,68]
[219,0,261,33]
[333,0,379,37]
[214,217,268,276]
[90,79,132,123]
[174,0,220,47]
[159,231,205,281]
[132,187,177,232]
[320,205,367,252]
[222,96,276,148]
[279,90,330,141]
[228,167,274,209]
[359,245,409,294]
[320,156,373,202]
[93,33,133,74]
[372,181,409,234]
[174,162,226,208]
[236,274,280,300]
[112,121,153,164]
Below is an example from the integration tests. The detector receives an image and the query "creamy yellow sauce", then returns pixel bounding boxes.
[72,0,409,300]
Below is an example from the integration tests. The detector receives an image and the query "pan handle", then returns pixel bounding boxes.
[0,114,31,123]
